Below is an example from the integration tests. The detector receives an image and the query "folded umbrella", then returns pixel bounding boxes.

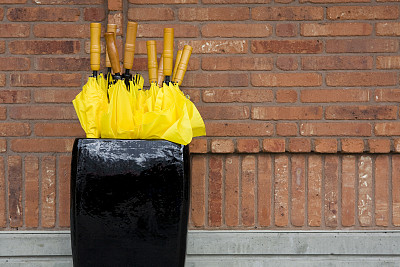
[73,23,108,138]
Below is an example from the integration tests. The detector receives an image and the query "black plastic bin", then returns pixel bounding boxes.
[70,139,190,267]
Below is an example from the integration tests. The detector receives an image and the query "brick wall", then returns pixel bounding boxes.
[0,0,399,230]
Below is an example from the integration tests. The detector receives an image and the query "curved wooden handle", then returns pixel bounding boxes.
[90,23,101,71]
[105,24,117,68]
[123,21,138,70]
[105,32,121,74]
[163,28,174,77]
[172,50,182,82]
[157,54,164,86]
[174,45,192,86]
[147,40,158,84]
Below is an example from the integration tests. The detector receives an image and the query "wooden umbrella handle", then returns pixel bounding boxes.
[172,50,182,82]
[105,32,121,74]
[147,40,158,84]
[157,54,164,86]
[105,24,117,69]
[174,45,192,86]
[163,28,174,77]
[123,21,138,70]
[90,23,101,71]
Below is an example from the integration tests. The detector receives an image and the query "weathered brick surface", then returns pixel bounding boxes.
[24,156,39,228]
[208,156,223,227]
[308,155,322,227]
[225,155,240,227]
[241,156,256,226]
[291,155,306,227]
[358,156,373,226]
[257,154,271,227]
[274,155,289,227]
[342,156,356,227]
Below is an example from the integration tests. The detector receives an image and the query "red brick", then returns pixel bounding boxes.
[211,139,234,153]
[10,41,80,55]
[392,155,400,226]
[37,58,90,71]
[301,0,369,2]
[302,23,372,36]
[0,139,5,153]
[326,72,397,87]
[326,39,398,53]
[252,6,323,21]
[202,0,269,2]
[107,13,123,35]
[375,89,400,102]
[0,157,4,227]
[326,106,397,120]
[59,156,71,227]
[130,0,197,3]
[8,156,22,228]
[276,123,297,136]
[358,155,373,226]
[252,73,322,87]
[274,155,289,227]
[276,57,298,71]
[178,40,247,54]
[202,24,272,37]
[301,123,371,136]
[190,155,206,227]
[0,58,30,72]
[197,106,249,120]
[11,73,81,87]
[0,123,30,137]
[288,138,311,153]
[257,154,271,227]
[84,7,106,21]
[314,139,338,153]
[324,155,339,228]
[394,139,400,153]
[0,0,26,3]
[252,40,323,54]
[308,155,322,226]
[202,57,273,71]
[376,22,400,36]
[202,89,273,103]
[34,89,81,103]
[183,73,248,87]
[341,139,364,153]
[342,155,356,227]
[237,139,259,153]
[291,155,306,227]
[242,156,256,227]
[34,123,84,137]
[253,106,322,120]
[208,156,223,227]
[262,139,285,153]
[0,42,5,54]
[41,156,56,228]
[301,89,369,103]
[376,56,400,69]
[179,7,249,21]
[0,107,5,120]
[11,139,74,153]
[138,24,199,38]
[375,123,400,136]
[7,7,79,21]
[327,5,399,20]
[276,23,297,37]
[108,0,122,10]
[225,155,239,227]
[128,8,174,21]
[0,24,30,37]
[368,139,391,153]
[0,90,30,103]
[283,90,302,103]
[189,138,208,153]
[34,24,89,38]
[302,56,372,70]
[25,156,39,228]
[33,0,102,3]
[205,122,273,137]
[10,106,76,120]
[375,155,389,226]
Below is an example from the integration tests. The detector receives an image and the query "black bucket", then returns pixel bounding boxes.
[70,139,190,267]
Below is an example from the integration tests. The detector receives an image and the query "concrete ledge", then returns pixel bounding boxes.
[1,230,400,266]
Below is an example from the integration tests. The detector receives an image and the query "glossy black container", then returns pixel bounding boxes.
[70,139,190,267]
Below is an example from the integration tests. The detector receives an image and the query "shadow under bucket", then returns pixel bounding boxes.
[70,139,190,267]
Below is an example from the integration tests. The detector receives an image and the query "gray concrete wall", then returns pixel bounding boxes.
[1,230,400,266]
